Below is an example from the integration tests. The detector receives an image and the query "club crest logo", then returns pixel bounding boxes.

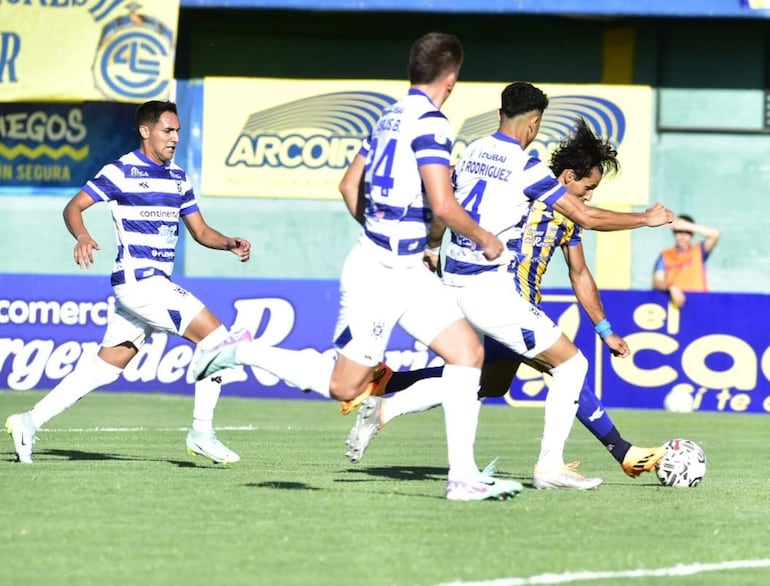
[92,2,174,101]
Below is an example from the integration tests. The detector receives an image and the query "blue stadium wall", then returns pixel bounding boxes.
[1,0,768,412]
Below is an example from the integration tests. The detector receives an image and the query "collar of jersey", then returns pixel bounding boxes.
[133,149,171,169]
[492,132,521,147]
[408,87,434,105]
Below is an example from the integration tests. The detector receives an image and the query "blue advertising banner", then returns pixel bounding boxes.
[0,274,767,414]
[0,102,137,189]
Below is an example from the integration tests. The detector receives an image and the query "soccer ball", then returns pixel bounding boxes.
[655,438,707,488]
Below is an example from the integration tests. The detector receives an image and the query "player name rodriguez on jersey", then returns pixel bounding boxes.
[83,149,199,286]
[457,151,514,182]
[444,132,566,285]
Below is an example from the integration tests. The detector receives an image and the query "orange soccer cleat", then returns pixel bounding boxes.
[339,362,393,415]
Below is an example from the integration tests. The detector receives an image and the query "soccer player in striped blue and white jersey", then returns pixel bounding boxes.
[6,101,251,465]
[344,84,674,490]
[332,34,529,502]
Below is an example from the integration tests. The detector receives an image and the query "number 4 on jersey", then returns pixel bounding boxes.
[368,138,396,196]
[460,179,487,222]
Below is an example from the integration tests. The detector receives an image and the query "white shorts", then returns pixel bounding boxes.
[101,276,205,349]
[451,270,561,360]
[334,239,465,367]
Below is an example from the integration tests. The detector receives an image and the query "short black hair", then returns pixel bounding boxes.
[135,100,177,130]
[499,82,549,119]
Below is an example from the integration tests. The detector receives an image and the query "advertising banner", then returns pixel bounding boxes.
[1,274,767,414]
[0,0,179,103]
[201,78,652,207]
[0,102,137,188]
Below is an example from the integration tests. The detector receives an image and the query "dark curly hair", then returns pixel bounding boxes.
[550,117,620,180]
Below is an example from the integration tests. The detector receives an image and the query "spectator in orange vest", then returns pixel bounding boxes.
[652,214,720,308]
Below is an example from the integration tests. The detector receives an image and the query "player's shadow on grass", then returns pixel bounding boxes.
[35,448,146,462]
[245,481,320,491]
[339,465,446,482]
[343,465,533,486]
[32,449,197,468]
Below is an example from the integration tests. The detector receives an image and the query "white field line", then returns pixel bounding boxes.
[435,559,770,586]
[41,426,258,433]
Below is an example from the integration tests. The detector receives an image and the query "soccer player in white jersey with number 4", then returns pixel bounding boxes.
[332,33,524,501]
[5,100,251,465]
[443,82,673,488]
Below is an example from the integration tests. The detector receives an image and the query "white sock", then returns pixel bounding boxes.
[381,377,444,425]
[197,325,229,352]
[192,375,223,432]
[536,351,588,469]
[29,355,123,429]
[440,364,482,479]
[236,343,334,398]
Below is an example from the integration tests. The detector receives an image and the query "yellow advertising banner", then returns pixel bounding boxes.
[202,78,651,205]
[0,0,179,103]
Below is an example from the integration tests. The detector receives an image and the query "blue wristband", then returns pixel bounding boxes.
[594,319,613,339]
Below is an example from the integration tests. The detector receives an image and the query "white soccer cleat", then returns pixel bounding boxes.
[193,330,251,381]
[446,473,523,501]
[344,396,384,464]
[532,461,602,490]
[186,430,240,464]
[5,413,36,464]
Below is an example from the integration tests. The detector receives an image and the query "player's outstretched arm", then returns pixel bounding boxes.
[554,194,674,231]
[183,212,251,262]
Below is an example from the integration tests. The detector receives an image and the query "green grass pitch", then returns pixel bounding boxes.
[1,390,769,586]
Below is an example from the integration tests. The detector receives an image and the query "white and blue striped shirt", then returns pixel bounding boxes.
[82,149,198,286]
[360,88,454,265]
[443,132,567,286]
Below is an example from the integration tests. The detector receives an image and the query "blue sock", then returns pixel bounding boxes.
[385,366,444,394]
[576,381,631,463]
